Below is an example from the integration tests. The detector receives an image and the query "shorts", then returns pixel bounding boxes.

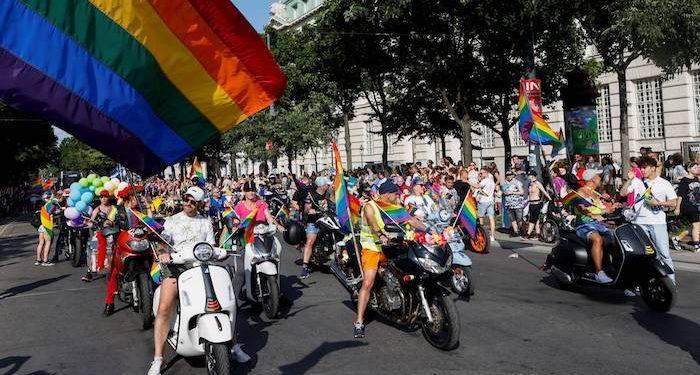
[305,223,320,235]
[477,201,495,217]
[528,202,543,224]
[507,207,523,223]
[162,264,189,280]
[575,221,613,242]
[681,209,700,223]
[360,248,387,271]
[38,226,47,234]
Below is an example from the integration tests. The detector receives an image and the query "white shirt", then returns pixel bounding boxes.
[468,170,479,186]
[630,177,677,225]
[162,211,215,261]
[477,176,496,204]
[405,194,437,218]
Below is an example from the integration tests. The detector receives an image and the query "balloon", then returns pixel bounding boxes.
[92,179,103,188]
[118,182,128,191]
[78,178,89,187]
[69,190,81,202]
[81,192,94,203]
[64,207,80,220]
[101,176,110,183]
[75,201,87,212]
[70,182,81,191]
[110,178,120,187]
[88,185,96,192]
[86,206,93,216]
[67,198,74,207]
[103,181,114,191]
[95,187,104,196]
[87,174,97,183]
[71,218,84,226]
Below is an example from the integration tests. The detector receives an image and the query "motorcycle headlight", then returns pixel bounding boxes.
[416,252,452,274]
[193,242,215,262]
[127,240,150,252]
[438,209,451,222]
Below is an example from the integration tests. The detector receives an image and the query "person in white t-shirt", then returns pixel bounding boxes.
[405,181,437,220]
[625,156,678,283]
[474,168,496,242]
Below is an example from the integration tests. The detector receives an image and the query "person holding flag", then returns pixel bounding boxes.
[35,192,59,266]
[233,180,280,230]
[82,190,116,282]
[353,181,425,339]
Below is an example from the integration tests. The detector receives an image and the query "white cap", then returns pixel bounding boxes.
[185,186,205,202]
[582,169,603,182]
[315,176,332,186]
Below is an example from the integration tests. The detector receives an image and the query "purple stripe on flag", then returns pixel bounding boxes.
[0,48,165,175]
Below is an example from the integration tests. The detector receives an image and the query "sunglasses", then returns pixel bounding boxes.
[184,198,198,205]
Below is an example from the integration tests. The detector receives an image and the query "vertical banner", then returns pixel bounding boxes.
[518,78,543,142]
[564,106,599,155]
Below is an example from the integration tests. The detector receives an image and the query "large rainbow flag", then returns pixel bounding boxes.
[0,1,286,176]
[455,192,478,237]
[518,79,562,146]
[332,141,358,234]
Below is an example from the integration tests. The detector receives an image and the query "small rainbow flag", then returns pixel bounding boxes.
[239,207,257,229]
[42,177,55,191]
[150,262,162,285]
[634,186,653,204]
[189,157,205,187]
[560,191,592,208]
[40,200,56,237]
[456,192,478,237]
[31,177,42,193]
[276,206,289,224]
[221,207,236,220]
[242,207,258,244]
[107,206,118,221]
[518,79,562,146]
[375,199,412,224]
[130,208,164,233]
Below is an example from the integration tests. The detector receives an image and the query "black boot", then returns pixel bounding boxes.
[103,303,114,317]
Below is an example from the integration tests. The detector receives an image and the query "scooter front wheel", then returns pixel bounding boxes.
[262,275,280,319]
[640,276,676,312]
[205,342,231,375]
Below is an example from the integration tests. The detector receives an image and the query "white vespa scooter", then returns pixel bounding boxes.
[152,242,237,375]
[241,223,282,319]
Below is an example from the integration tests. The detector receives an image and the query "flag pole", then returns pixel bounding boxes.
[332,140,364,279]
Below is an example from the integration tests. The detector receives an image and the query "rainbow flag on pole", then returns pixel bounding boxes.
[518,79,562,146]
[221,207,236,220]
[375,200,412,224]
[129,208,164,233]
[242,207,258,244]
[31,177,43,194]
[560,191,593,208]
[332,141,358,234]
[0,0,286,176]
[150,262,162,285]
[189,157,205,187]
[455,192,478,237]
[275,206,289,224]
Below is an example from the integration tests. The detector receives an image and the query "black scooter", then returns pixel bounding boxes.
[544,211,676,312]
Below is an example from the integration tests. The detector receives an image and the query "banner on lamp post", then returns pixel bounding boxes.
[564,106,599,155]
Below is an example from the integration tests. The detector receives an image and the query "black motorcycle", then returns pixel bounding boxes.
[64,220,91,267]
[333,225,461,350]
[310,211,344,268]
[545,211,676,312]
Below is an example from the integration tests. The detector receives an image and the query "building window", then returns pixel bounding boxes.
[693,71,700,133]
[596,84,613,142]
[510,127,527,146]
[363,121,373,155]
[474,124,494,148]
[635,78,665,139]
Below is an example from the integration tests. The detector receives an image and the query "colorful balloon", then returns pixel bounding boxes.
[110,178,120,187]
[78,178,89,187]
[64,207,80,220]
[88,185,96,192]
[70,182,81,191]
[81,192,94,203]
[75,201,87,212]
[103,181,114,191]
[69,190,81,202]
[67,198,74,207]
[92,179,103,188]
[87,174,97,183]
[101,176,110,183]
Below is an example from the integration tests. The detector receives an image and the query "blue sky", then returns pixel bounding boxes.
[233,0,276,31]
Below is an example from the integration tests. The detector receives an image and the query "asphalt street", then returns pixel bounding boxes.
[1,220,699,375]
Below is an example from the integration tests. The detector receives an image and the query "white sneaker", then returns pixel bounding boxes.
[147,359,162,375]
[231,343,251,363]
[490,236,496,242]
[594,271,613,284]
[623,289,636,297]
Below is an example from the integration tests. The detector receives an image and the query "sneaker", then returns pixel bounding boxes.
[594,271,613,284]
[299,265,310,279]
[353,321,365,339]
[490,236,496,242]
[34,260,41,266]
[231,343,251,363]
[623,289,637,297]
[41,261,54,266]
[81,272,93,282]
[147,358,162,375]
[103,303,115,317]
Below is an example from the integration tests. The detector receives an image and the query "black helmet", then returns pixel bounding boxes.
[283,220,306,246]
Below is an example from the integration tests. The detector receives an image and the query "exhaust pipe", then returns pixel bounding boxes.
[550,266,573,284]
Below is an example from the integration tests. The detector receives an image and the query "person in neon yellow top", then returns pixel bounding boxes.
[354,181,425,339]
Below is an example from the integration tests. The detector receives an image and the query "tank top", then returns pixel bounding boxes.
[359,200,385,252]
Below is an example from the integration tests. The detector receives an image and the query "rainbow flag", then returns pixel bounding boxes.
[276,206,289,224]
[125,207,139,229]
[107,206,118,221]
[349,194,361,225]
[518,80,562,146]
[242,207,258,244]
[221,207,236,220]
[456,192,478,237]
[150,262,162,285]
[130,208,164,233]
[31,177,42,193]
[40,200,56,237]
[634,186,653,204]
[239,207,257,229]
[332,141,357,234]
[189,157,205,187]
[560,191,592,208]
[42,177,55,191]
[0,0,286,176]
[375,199,412,224]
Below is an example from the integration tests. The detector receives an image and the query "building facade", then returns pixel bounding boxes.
[257,2,700,178]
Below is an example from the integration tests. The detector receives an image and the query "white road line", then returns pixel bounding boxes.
[1,286,94,301]
[0,222,12,237]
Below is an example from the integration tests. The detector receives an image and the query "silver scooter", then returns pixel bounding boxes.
[241,223,282,319]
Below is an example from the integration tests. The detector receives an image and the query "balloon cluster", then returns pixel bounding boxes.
[64,174,126,225]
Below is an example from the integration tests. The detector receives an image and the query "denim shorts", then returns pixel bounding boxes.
[575,221,613,242]
[477,201,495,217]
[306,223,320,235]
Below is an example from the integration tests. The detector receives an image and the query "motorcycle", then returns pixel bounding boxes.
[240,224,282,319]
[310,210,344,268]
[64,219,91,267]
[110,226,156,329]
[335,224,461,350]
[427,207,474,299]
[153,242,237,375]
[539,201,565,244]
[545,210,677,312]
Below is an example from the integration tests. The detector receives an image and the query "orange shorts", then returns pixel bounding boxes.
[361,248,387,271]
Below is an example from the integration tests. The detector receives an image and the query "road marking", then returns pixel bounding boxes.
[0,222,12,237]
[1,286,94,301]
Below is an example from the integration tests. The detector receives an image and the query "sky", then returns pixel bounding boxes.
[53,1,275,143]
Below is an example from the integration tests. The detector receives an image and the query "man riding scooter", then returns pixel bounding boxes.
[148,186,249,375]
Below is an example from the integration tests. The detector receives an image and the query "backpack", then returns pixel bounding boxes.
[31,210,41,229]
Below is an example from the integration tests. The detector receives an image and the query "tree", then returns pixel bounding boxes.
[58,137,114,175]
[578,0,700,172]
[0,102,58,187]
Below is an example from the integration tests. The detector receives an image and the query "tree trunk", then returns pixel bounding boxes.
[313,149,318,172]
[343,112,353,170]
[618,69,630,173]
[286,150,294,175]
[229,152,238,179]
[440,136,447,159]
[381,127,388,169]
[460,119,473,165]
[502,129,512,171]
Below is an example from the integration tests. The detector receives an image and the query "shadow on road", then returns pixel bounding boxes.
[0,274,71,300]
[278,340,367,375]
[0,356,55,375]
[632,309,700,365]
[0,234,36,262]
